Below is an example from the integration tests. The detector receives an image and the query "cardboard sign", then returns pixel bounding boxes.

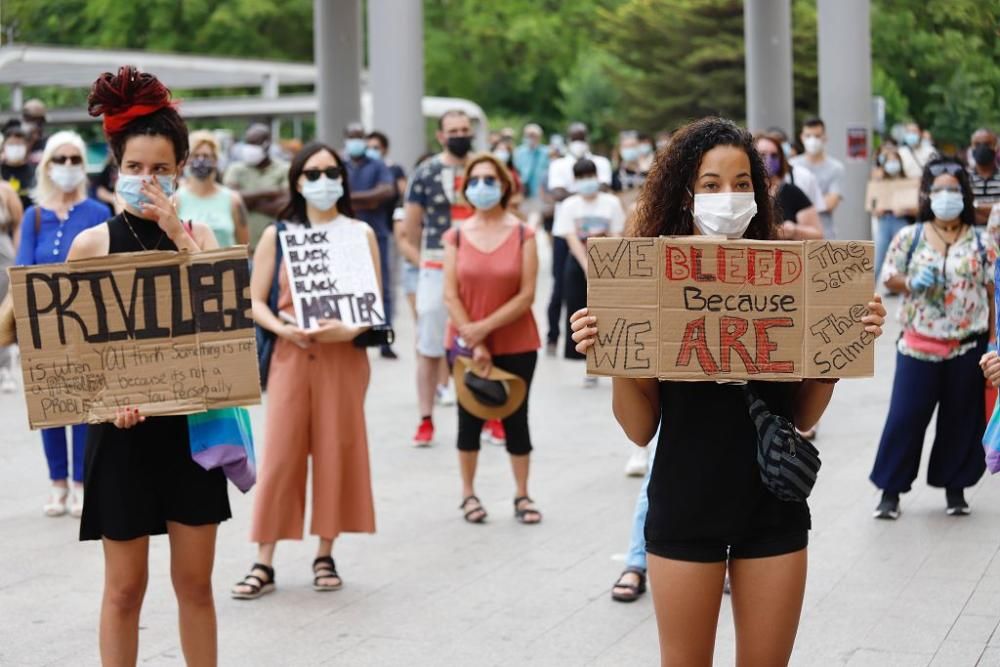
[865,178,919,213]
[586,237,876,381]
[9,247,260,429]
[278,224,384,330]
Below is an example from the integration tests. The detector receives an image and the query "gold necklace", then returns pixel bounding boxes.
[122,211,165,251]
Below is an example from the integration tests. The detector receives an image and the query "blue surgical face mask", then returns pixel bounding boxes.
[346,138,367,158]
[365,146,382,161]
[620,147,640,163]
[930,190,964,221]
[301,176,344,212]
[576,177,600,196]
[465,179,502,210]
[904,132,920,147]
[116,173,175,210]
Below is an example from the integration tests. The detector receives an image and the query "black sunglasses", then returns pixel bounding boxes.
[51,155,83,166]
[302,166,342,181]
[928,162,963,177]
[467,176,498,187]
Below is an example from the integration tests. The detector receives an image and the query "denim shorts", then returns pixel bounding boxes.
[415,266,447,358]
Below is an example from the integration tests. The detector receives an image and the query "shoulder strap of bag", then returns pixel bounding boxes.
[34,205,41,236]
[519,222,525,245]
[905,223,924,273]
[269,221,286,314]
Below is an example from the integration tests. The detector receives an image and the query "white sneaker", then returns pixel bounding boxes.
[624,447,649,477]
[69,487,84,518]
[583,376,599,389]
[0,369,15,393]
[436,383,456,406]
[43,486,68,517]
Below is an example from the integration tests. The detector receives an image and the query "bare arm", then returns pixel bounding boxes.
[249,227,288,336]
[793,380,836,429]
[231,192,249,246]
[191,222,219,251]
[885,274,908,293]
[551,187,571,202]
[791,206,823,239]
[66,225,110,260]
[400,202,423,266]
[612,377,661,447]
[824,192,842,212]
[443,239,472,328]
[2,185,23,246]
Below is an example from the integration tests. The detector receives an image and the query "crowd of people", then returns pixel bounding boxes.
[1,62,1000,666]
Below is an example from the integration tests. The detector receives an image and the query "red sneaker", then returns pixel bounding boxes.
[482,419,506,447]
[414,418,434,447]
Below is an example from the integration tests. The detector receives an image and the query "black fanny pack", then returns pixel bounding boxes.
[743,383,821,503]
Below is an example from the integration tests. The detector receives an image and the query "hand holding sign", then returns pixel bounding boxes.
[310,318,365,344]
[139,177,185,242]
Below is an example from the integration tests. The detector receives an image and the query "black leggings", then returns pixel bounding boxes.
[457,351,537,455]
[563,256,587,360]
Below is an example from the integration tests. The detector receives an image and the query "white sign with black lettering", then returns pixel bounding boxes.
[278,221,384,330]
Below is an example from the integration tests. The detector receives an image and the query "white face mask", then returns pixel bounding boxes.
[50,164,86,193]
[4,144,26,163]
[692,192,758,238]
[883,160,902,176]
[929,190,964,222]
[802,136,824,156]
[301,176,344,212]
[568,140,589,158]
[240,143,267,166]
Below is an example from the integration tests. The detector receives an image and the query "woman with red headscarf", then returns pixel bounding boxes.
[69,66,225,666]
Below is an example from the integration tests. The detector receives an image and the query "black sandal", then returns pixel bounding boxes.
[514,496,542,524]
[231,562,275,600]
[460,495,488,523]
[611,567,646,603]
[313,556,343,592]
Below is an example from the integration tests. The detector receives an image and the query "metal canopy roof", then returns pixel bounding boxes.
[0,45,316,90]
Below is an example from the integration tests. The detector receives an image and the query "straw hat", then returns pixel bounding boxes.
[453,356,527,421]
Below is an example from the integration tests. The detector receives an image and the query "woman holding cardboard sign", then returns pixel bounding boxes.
[570,117,887,666]
[68,67,227,667]
[442,153,542,525]
[872,157,995,520]
[232,142,376,599]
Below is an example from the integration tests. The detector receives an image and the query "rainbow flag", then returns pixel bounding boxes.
[188,407,256,492]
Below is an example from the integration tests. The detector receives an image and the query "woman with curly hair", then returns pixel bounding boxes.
[69,65,225,666]
[570,117,887,665]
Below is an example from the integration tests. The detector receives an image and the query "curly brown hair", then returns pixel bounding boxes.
[630,117,775,240]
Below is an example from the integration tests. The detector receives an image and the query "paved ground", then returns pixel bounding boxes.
[2,234,1000,666]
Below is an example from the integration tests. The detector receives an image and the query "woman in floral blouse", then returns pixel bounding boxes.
[871,157,996,519]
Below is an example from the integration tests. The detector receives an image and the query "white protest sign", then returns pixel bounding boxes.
[278,221,385,330]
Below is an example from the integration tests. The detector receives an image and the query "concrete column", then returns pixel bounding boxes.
[262,73,281,141]
[313,0,362,145]
[367,0,425,171]
[818,0,872,240]
[743,0,793,136]
[11,84,22,112]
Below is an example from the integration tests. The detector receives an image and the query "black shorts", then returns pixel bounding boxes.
[646,530,808,563]
[456,351,537,455]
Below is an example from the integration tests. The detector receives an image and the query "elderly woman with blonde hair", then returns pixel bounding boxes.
[15,129,109,518]
[176,129,247,247]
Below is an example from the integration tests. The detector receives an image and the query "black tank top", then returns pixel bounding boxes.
[107,212,178,254]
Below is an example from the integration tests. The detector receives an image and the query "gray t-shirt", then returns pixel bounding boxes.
[790,154,844,238]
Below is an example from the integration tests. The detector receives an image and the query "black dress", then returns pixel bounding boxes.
[644,381,811,562]
[80,214,231,541]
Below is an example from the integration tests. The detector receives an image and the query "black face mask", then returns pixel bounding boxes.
[446,136,473,158]
[189,157,216,180]
[973,144,996,167]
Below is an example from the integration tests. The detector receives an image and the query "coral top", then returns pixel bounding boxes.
[443,224,541,356]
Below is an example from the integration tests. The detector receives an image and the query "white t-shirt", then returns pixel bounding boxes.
[553,192,626,241]
[547,153,613,193]
[787,165,827,213]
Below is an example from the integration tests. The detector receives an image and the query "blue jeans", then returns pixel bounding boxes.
[625,444,656,571]
[875,214,909,281]
[375,231,393,328]
[42,424,88,482]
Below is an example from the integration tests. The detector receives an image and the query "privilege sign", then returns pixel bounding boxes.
[9,247,261,428]
[586,237,876,380]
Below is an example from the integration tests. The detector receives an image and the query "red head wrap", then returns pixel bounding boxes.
[88,66,178,137]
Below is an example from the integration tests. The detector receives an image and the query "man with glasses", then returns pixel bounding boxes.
[343,122,397,358]
[401,110,475,446]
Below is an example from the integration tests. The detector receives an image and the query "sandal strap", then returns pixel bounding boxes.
[248,562,274,584]
[513,495,533,507]
[236,574,263,592]
[313,556,338,575]
[460,495,481,510]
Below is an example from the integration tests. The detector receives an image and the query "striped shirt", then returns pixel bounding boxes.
[969,166,1000,209]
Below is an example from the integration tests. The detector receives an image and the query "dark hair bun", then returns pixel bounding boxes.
[87,65,172,120]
